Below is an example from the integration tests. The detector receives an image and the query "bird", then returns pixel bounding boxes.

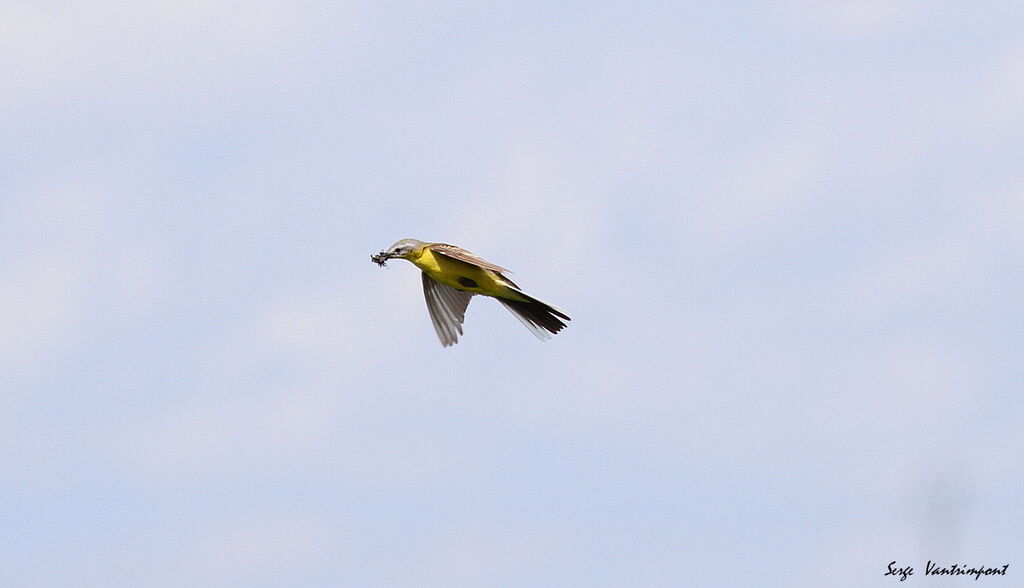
[371,238,570,347]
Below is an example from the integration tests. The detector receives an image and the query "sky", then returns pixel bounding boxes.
[2,2,1022,587]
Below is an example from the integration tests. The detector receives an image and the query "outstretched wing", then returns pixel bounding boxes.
[429,243,511,273]
[422,272,474,347]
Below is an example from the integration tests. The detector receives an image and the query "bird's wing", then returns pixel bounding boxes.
[422,272,474,347]
[429,243,511,273]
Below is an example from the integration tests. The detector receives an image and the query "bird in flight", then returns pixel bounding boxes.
[371,239,570,347]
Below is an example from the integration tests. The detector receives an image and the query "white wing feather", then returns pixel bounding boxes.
[421,272,474,347]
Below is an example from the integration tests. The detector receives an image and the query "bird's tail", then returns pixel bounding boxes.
[497,292,571,341]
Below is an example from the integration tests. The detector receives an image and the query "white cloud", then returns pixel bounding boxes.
[183,513,339,586]
[687,131,823,248]
[0,256,83,370]
[971,43,1024,138]
[0,159,171,373]
[828,198,1005,324]
[0,0,295,70]
[117,276,481,485]
[770,0,926,39]
[0,175,107,373]
[452,138,603,277]
[121,386,335,480]
[401,523,578,588]
[0,0,307,113]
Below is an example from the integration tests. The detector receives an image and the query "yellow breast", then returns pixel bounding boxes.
[408,247,523,299]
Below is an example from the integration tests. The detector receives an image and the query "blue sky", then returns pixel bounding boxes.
[2,2,1022,587]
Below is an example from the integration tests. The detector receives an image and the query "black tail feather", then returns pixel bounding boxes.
[501,296,570,336]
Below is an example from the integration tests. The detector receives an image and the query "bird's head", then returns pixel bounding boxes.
[371,238,425,267]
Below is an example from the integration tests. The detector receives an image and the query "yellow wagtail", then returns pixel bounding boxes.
[371,239,570,347]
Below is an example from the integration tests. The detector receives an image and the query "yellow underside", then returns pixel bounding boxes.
[406,247,529,302]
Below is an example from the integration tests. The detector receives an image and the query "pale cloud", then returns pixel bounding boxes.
[182,513,339,586]
[0,181,104,373]
[1005,179,1024,251]
[122,378,485,488]
[770,0,926,39]
[0,256,83,370]
[828,201,1004,324]
[971,43,1024,137]
[260,278,414,365]
[117,276,481,485]
[687,131,824,248]
[0,0,296,68]
[0,159,170,374]
[453,138,603,278]
[403,523,578,588]
[1002,46,1024,109]
[120,387,335,481]
[0,0,308,113]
